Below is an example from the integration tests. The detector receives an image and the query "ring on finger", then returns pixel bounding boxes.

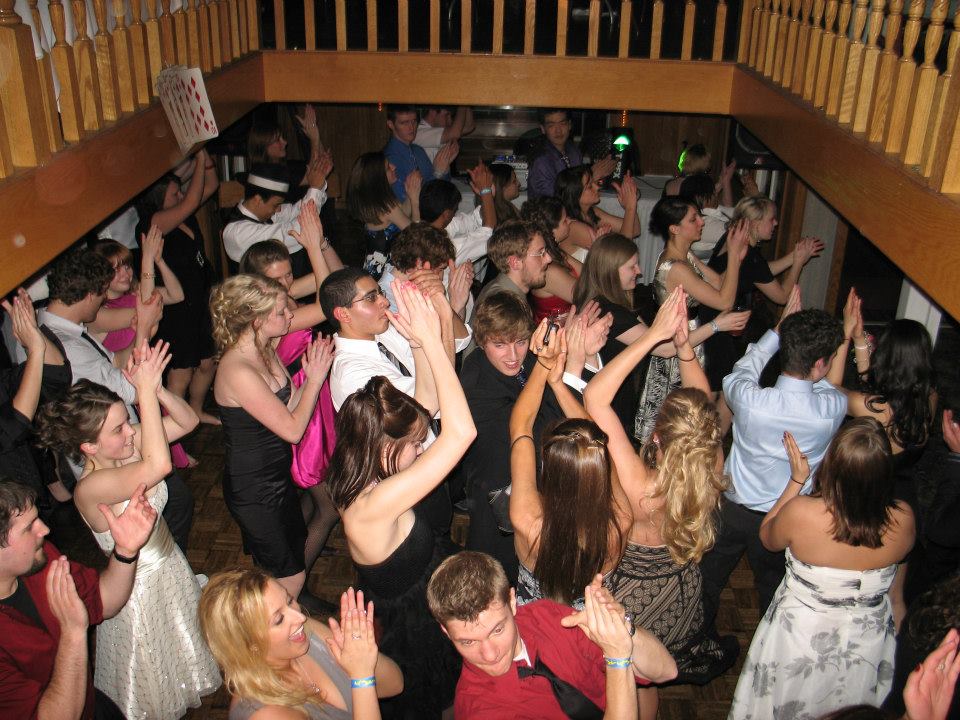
[351,633,362,640]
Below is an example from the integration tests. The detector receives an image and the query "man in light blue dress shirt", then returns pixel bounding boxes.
[700,305,847,624]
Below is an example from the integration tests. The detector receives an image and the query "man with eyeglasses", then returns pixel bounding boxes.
[526,109,615,201]
[474,221,552,315]
[320,267,472,413]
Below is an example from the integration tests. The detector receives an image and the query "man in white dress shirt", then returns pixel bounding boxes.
[221,156,331,277]
[414,106,475,163]
[699,297,847,624]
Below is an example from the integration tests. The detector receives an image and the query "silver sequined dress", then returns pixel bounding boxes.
[88,482,221,719]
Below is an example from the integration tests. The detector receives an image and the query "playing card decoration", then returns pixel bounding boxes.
[157,66,219,154]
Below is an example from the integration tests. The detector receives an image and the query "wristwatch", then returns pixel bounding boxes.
[623,611,636,636]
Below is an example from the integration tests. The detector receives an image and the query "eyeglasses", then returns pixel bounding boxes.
[527,247,550,258]
[348,287,387,306]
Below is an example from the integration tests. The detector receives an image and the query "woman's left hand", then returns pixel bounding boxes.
[326,588,379,680]
[672,302,690,349]
[612,172,638,211]
[782,431,809,486]
[794,236,824,266]
[289,200,323,251]
[302,335,334,383]
[715,309,751,334]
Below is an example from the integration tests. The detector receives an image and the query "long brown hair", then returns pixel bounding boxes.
[572,232,638,310]
[326,376,430,509]
[812,417,898,548]
[533,419,624,604]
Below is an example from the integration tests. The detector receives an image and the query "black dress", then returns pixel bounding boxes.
[596,296,649,432]
[700,239,774,389]
[219,383,307,578]
[139,216,216,370]
[354,510,460,720]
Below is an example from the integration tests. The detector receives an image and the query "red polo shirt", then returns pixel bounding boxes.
[454,599,640,719]
[0,541,104,719]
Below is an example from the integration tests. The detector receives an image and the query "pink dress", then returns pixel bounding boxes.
[103,293,193,470]
[276,329,337,489]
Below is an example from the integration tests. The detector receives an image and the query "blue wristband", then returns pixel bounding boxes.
[604,657,632,669]
[479,187,493,195]
[351,676,376,689]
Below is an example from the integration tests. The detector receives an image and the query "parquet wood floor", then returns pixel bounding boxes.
[52,420,760,720]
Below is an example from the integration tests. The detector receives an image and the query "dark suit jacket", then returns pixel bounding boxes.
[459,350,572,583]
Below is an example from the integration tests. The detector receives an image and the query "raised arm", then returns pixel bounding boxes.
[668,221,747,311]
[139,226,185,305]
[3,290,46,422]
[467,162,497,229]
[584,289,684,482]
[672,303,711,395]
[761,237,823,304]
[758,431,808,551]
[286,200,337,328]
[150,152,207,234]
[361,285,476,518]
[76,341,174,511]
[97,483,159,616]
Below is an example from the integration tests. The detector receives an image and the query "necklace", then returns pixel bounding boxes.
[638,492,662,531]
[293,657,322,696]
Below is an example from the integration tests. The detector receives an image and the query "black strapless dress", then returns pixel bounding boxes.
[354,511,460,719]
[219,383,307,578]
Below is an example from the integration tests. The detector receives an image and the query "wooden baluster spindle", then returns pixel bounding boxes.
[650,0,663,59]
[772,0,792,81]
[246,0,258,50]
[680,0,695,60]
[158,0,178,65]
[91,0,120,121]
[336,0,347,52]
[813,0,838,106]
[27,0,63,150]
[270,0,284,50]
[903,0,948,165]
[713,0,728,61]
[494,0,505,54]
[0,97,11,177]
[587,0,600,57]
[556,0,568,56]
[429,0,439,52]
[852,0,885,133]
[755,0,772,71]
[923,2,960,180]
[398,0,408,52]
[227,0,240,58]
[48,0,85,141]
[236,0,247,55]
[839,0,868,124]
[301,0,314,50]
[460,0,470,53]
[127,0,152,103]
[867,0,901,141]
[884,0,923,154]
[763,0,782,76]
[781,0,801,86]
[173,0,189,63]
[738,0,756,63]
[109,0,136,113]
[825,0,852,117]
[526,0,537,56]
[208,0,222,66]
[197,0,213,70]
[0,0,51,165]
[367,0,377,50]
[748,0,764,68]
[143,0,163,92]
[217,0,231,60]
[802,0,825,99]
[186,0,201,63]
[71,0,104,131]
[791,0,813,92]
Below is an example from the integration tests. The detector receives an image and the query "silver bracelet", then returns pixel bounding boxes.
[710,320,720,335]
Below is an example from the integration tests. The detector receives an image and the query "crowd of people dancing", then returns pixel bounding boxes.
[0,103,958,720]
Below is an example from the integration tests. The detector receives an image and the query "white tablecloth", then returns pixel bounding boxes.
[454,174,671,282]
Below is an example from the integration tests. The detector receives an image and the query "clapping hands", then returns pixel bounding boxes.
[649,286,687,344]
[842,287,864,342]
[123,339,172,393]
[2,288,45,358]
[326,587,379,681]
[301,335,334,384]
[289,200,324,252]
[782,431,810,487]
[612,172,638,212]
[388,281,442,349]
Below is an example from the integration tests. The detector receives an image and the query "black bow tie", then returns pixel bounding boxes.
[517,655,603,719]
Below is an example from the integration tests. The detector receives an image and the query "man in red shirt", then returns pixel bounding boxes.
[0,478,157,719]
[427,551,677,719]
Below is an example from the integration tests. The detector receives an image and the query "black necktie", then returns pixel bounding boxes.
[517,655,604,720]
[377,342,411,377]
[516,366,528,388]
[80,331,111,361]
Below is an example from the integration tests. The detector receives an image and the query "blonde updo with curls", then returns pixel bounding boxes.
[210,274,286,365]
[641,387,727,565]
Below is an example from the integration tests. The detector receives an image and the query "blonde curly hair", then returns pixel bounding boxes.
[640,388,727,565]
[209,274,286,366]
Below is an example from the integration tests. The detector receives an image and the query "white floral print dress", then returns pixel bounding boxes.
[728,548,897,720]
